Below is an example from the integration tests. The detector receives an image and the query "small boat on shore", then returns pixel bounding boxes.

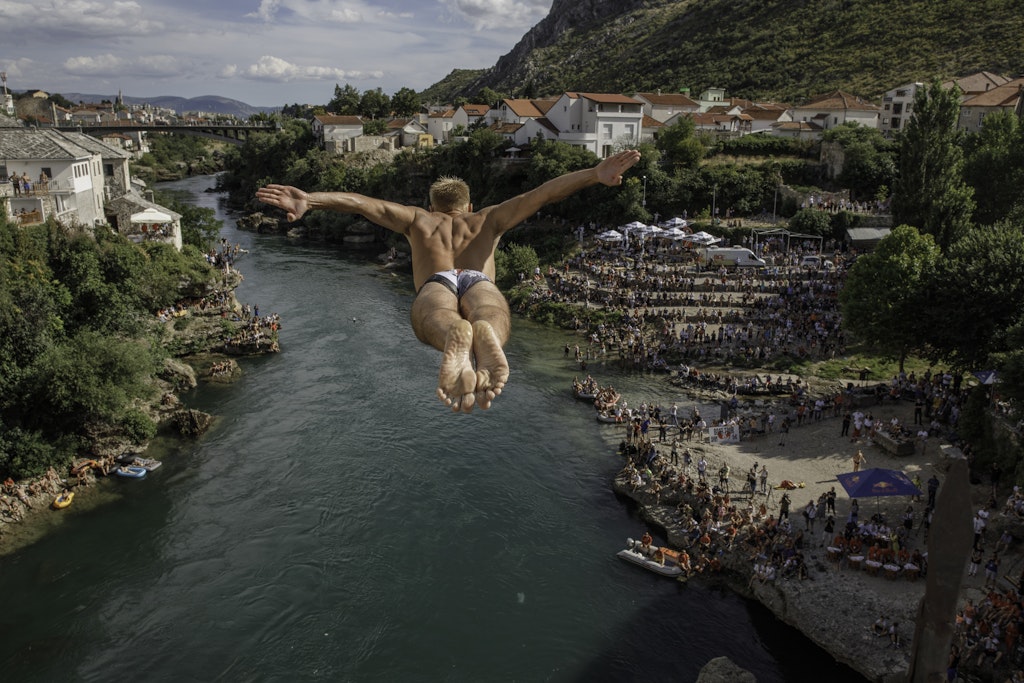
[115,465,147,479]
[70,459,98,476]
[133,458,162,471]
[115,454,162,471]
[52,491,74,509]
[617,538,684,578]
[596,412,621,424]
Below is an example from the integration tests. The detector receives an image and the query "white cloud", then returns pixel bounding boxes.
[439,0,551,30]
[228,55,383,83]
[248,0,365,24]
[2,0,164,38]
[64,53,184,78]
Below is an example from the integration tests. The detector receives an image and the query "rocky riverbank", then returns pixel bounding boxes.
[598,380,1017,682]
[0,271,278,555]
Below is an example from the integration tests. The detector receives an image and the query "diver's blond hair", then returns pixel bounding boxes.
[429,176,470,212]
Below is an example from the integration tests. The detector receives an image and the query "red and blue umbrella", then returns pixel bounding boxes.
[836,467,922,500]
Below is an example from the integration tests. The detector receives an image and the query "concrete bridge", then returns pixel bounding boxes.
[58,121,278,145]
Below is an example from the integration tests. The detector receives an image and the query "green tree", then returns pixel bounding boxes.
[476,88,505,107]
[495,243,539,288]
[153,191,223,250]
[359,88,391,120]
[891,80,975,251]
[787,208,833,236]
[655,116,706,170]
[991,317,1024,405]
[329,83,361,115]
[21,329,157,433]
[962,110,1024,226]
[927,220,1024,369]
[823,123,897,201]
[839,225,940,370]
[391,87,421,117]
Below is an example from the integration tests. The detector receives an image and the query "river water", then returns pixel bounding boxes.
[0,176,863,682]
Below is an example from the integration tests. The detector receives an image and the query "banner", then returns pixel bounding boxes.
[708,424,740,444]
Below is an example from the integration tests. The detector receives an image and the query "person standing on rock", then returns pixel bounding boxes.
[803,499,817,531]
[778,493,791,522]
[852,449,866,472]
[759,464,768,494]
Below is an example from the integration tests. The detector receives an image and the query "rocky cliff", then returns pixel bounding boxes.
[437,0,1024,103]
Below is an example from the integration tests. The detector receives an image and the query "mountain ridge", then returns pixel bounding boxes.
[424,0,1024,104]
[54,93,279,118]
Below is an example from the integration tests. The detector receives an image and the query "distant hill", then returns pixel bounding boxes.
[425,0,1024,103]
[57,93,280,118]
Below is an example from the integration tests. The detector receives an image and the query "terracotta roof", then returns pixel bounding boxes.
[488,122,524,134]
[502,99,548,118]
[459,104,490,116]
[743,106,788,121]
[315,115,363,125]
[642,115,664,128]
[428,109,456,119]
[961,78,1024,107]
[944,71,1012,96]
[634,92,699,107]
[773,120,823,132]
[799,90,880,111]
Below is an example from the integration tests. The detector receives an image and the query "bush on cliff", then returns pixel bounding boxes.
[0,218,220,479]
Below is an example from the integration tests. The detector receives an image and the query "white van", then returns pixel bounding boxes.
[800,255,834,270]
[699,246,766,268]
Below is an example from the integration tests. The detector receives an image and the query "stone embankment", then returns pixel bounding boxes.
[603,391,1016,683]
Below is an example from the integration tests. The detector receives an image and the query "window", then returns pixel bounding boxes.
[893,103,903,115]
[602,124,613,140]
[601,144,613,158]
[625,123,635,140]
[896,89,908,98]
[104,163,114,177]
[884,103,890,111]
[906,103,913,113]
[891,117,901,129]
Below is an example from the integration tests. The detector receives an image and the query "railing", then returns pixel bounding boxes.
[16,211,43,225]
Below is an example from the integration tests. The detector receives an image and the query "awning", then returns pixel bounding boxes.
[131,208,172,223]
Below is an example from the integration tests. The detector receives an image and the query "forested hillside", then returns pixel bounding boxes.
[422,0,1024,103]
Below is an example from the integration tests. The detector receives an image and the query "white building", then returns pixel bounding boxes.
[542,92,644,157]
[1,126,181,249]
[312,114,364,153]
[880,82,924,136]
[633,91,700,123]
[789,90,880,135]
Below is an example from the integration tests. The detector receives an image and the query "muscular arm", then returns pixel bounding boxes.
[479,149,641,234]
[256,185,421,235]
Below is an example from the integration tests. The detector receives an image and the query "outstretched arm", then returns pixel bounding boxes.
[480,149,641,234]
[256,185,421,234]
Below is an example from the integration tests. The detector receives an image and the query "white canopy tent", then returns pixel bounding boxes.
[683,231,722,246]
[661,226,689,239]
[596,229,624,242]
[131,208,172,223]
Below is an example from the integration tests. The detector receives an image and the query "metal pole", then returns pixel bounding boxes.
[642,175,647,209]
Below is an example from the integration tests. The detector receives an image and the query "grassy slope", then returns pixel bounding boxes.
[427,0,1024,102]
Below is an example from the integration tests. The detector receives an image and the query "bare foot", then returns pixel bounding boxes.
[436,320,477,413]
[471,320,510,409]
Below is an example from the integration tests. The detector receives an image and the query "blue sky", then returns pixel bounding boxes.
[0,0,553,106]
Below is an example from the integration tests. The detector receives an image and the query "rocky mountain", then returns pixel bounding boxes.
[425,0,1024,103]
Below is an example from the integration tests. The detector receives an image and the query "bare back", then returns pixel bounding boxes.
[406,210,500,291]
